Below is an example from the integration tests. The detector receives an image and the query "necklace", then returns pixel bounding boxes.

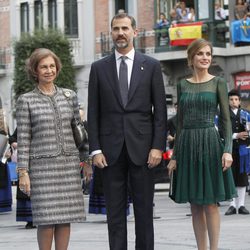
[37,85,56,96]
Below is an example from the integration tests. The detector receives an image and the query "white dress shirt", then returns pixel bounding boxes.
[231,108,238,140]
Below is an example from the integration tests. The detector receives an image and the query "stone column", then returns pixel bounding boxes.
[28,0,34,32]
[57,0,64,32]
[42,0,48,28]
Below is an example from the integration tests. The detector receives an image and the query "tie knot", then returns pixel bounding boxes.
[120,56,127,62]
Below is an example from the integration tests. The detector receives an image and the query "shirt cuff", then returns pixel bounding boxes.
[91,150,102,157]
[232,133,238,140]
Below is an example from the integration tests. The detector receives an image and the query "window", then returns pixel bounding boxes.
[197,0,209,20]
[48,0,57,28]
[64,0,78,37]
[20,2,29,33]
[34,0,43,29]
[115,0,128,13]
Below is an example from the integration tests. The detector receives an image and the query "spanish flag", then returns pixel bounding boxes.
[169,22,203,46]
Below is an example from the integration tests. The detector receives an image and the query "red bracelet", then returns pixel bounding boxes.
[80,162,87,167]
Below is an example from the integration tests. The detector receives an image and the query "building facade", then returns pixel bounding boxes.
[0,0,250,131]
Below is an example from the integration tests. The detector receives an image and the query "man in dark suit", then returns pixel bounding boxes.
[224,89,249,215]
[88,13,167,250]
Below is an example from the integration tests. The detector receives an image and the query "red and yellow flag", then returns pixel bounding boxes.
[169,22,203,46]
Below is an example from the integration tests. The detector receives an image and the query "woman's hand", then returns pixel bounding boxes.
[167,159,177,176]
[19,173,31,196]
[83,163,93,182]
[222,153,233,172]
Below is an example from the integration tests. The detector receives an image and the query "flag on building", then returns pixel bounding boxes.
[169,22,203,46]
[231,19,250,44]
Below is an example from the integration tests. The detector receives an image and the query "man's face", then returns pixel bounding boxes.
[111,17,137,53]
[229,95,241,109]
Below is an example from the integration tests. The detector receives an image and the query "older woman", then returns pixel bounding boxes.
[16,48,89,250]
[168,39,237,250]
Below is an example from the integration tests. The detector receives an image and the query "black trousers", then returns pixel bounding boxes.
[232,148,249,187]
[102,144,154,250]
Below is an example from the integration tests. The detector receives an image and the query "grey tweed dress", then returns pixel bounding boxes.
[16,86,86,226]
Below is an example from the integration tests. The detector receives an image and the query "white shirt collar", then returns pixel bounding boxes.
[231,108,238,115]
[115,49,135,61]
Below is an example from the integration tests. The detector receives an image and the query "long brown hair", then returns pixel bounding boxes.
[187,39,213,68]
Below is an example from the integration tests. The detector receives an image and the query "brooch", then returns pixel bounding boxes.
[64,90,71,98]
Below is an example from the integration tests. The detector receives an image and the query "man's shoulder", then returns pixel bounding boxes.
[92,54,113,67]
[135,51,159,64]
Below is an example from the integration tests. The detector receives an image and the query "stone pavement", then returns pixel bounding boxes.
[0,185,250,250]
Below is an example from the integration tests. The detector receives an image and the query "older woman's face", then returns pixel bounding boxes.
[36,56,57,85]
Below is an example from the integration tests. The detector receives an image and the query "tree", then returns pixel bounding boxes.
[13,29,76,100]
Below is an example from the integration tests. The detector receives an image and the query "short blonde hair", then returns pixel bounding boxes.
[187,39,213,68]
[26,48,62,82]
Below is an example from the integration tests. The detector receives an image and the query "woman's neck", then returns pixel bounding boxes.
[189,70,213,83]
[37,83,56,95]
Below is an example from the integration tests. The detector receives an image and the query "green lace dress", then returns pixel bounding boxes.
[170,76,237,205]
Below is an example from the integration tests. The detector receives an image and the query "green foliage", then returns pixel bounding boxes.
[13,29,76,100]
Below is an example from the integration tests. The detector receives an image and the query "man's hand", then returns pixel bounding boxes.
[93,153,108,168]
[237,131,249,140]
[147,149,162,168]
[222,153,233,172]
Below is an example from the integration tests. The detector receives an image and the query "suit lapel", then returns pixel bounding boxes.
[127,52,145,104]
[105,54,123,107]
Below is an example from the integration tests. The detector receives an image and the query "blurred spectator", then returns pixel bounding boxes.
[167,103,178,149]
[188,7,196,22]
[179,9,189,23]
[169,8,180,25]
[117,9,125,14]
[176,1,189,19]
[246,0,250,12]
[0,100,12,213]
[234,0,248,20]
[155,12,170,45]
[9,129,36,229]
[215,1,226,20]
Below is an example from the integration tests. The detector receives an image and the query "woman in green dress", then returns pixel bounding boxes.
[167,39,237,250]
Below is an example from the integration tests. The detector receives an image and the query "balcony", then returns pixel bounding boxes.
[69,38,84,67]
[99,20,233,61]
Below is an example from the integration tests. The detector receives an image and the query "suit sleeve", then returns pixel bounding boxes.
[88,63,101,153]
[151,61,167,151]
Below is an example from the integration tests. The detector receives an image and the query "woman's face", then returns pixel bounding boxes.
[36,56,57,85]
[192,45,212,71]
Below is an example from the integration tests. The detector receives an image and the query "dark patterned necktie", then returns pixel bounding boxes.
[119,56,128,106]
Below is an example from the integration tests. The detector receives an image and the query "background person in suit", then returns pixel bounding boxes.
[224,89,249,215]
[88,13,167,250]
[167,102,178,149]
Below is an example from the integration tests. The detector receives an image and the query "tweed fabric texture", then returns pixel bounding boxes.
[16,87,85,225]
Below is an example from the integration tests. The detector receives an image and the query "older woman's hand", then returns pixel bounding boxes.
[19,172,31,196]
[222,153,233,172]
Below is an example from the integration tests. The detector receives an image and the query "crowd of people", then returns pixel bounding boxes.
[0,11,250,250]
[155,0,250,47]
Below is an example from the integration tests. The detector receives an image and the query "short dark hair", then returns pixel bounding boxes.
[228,89,241,99]
[111,13,136,30]
[26,48,62,83]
